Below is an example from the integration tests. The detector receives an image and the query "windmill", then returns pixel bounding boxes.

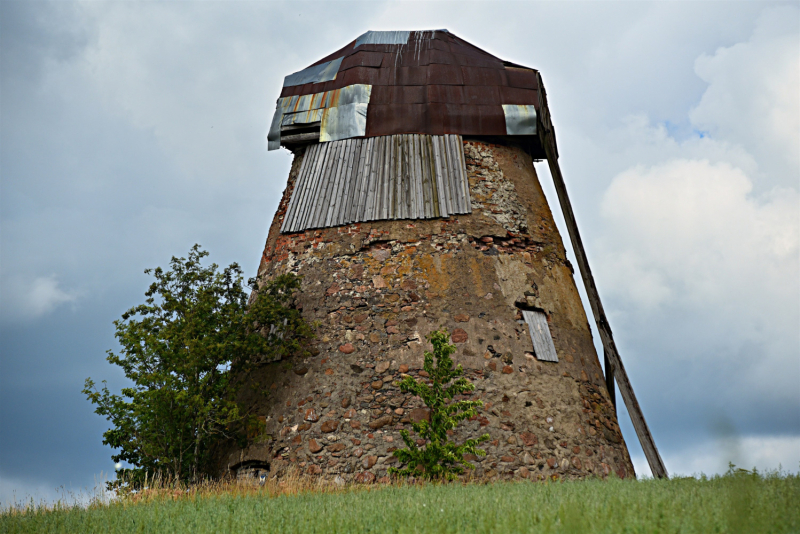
[222,30,667,482]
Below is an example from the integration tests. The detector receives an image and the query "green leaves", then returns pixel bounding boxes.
[389,329,489,481]
[83,245,312,486]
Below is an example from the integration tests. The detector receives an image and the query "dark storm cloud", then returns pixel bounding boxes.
[1,0,797,502]
[0,0,381,501]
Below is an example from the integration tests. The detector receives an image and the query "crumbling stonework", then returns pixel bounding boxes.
[220,139,634,483]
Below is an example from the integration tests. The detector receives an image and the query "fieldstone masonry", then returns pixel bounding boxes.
[218,139,635,483]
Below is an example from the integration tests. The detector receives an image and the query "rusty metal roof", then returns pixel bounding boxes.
[269,30,552,152]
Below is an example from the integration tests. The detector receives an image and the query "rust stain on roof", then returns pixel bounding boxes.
[272,30,545,142]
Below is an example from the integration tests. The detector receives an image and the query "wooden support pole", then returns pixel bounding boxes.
[604,350,616,413]
[539,124,669,479]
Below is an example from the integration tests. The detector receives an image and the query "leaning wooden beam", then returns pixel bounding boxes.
[281,132,321,144]
[539,122,669,479]
[604,350,616,413]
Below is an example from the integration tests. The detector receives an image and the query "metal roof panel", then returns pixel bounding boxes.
[371,85,426,104]
[426,64,464,85]
[505,67,539,89]
[284,57,343,87]
[461,66,507,87]
[355,30,411,47]
[340,51,385,70]
[271,30,547,146]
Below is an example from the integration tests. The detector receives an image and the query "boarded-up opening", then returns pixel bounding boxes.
[522,309,558,362]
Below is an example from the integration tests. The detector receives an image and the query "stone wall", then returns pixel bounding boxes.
[219,139,635,483]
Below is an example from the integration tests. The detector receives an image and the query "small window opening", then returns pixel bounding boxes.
[231,460,270,481]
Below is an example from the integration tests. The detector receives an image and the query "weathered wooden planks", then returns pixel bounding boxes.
[522,309,559,363]
[280,134,472,233]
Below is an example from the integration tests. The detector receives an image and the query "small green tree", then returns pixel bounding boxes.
[83,245,312,485]
[389,329,489,481]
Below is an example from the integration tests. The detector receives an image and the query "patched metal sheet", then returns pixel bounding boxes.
[268,84,372,150]
[502,104,537,135]
[283,57,343,87]
[522,310,559,362]
[269,30,550,157]
[355,30,411,47]
[282,108,324,126]
[267,95,300,150]
[281,134,471,233]
[334,84,373,106]
[320,103,368,142]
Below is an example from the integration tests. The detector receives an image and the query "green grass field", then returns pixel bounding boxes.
[2,471,798,533]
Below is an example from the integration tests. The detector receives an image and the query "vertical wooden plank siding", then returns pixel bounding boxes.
[281,134,471,233]
[310,140,337,228]
[422,135,437,217]
[378,136,387,218]
[413,135,425,219]
[294,143,326,232]
[406,135,416,220]
[458,134,472,209]
[447,135,463,211]
[304,143,329,228]
[434,136,445,214]
[325,138,348,228]
[431,136,448,217]
[355,137,373,222]
[380,136,394,223]
[284,143,313,232]
[280,144,312,233]
[322,139,340,228]
[364,136,379,221]
[420,136,433,217]
[403,135,414,220]
[337,138,358,227]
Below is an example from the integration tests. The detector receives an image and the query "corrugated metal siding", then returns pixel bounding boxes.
[522,310,559,363]
[280,134,471,233]
[268,84,372,151]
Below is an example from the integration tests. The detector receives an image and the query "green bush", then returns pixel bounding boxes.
[389,329,489,481]
[83,245,312,486]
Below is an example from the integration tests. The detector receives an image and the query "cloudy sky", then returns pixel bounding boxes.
[1,0,798,503]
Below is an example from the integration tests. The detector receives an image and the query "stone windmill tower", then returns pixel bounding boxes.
[224,30,667,482]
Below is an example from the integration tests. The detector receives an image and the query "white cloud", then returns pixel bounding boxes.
[75,2,279,185]
[599,159,798,313]
[593,6,800,372]
[588,6,800,454]
[0,471,113,509]
[72,2,379,187]
[690,6,800,187]
[1,275,78,321]
[0,474,60,509]
[596,157,799,405]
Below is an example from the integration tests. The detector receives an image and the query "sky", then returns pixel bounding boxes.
[1,0,798,504]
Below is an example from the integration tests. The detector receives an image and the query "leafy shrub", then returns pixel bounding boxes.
[83,245,312,485]
[389,329,489,481]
